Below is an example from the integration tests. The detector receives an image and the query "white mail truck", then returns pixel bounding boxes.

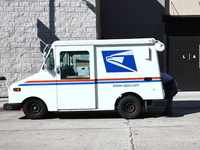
[2,38,165,119]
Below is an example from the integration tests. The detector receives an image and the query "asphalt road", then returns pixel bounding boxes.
[0,92,200,150]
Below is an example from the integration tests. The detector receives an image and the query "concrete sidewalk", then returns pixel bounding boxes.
[174,91,200,100]
[0,98,8,108]
[173,91,200,109]
[1,92,199,150]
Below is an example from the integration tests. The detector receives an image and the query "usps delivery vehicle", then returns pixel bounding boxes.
[2,38,165,119]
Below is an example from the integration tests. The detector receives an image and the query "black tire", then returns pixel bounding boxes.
[23,99,48,119]
[118,95,142,119]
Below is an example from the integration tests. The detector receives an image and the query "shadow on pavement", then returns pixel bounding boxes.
[47,111,122,119]
[19,111,122,120]
[139,100,200,119]
[19,101,200,120]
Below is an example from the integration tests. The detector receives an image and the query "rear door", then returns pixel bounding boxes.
[55,46,96,109]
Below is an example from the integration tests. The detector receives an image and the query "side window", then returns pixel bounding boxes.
[45,49,54,70]
[60,51,90,79]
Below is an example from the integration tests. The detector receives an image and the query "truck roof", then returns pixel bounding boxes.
[52,38,157,47]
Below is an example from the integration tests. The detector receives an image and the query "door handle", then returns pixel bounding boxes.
[56,66,60,74]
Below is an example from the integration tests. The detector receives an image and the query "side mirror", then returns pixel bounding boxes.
[0,76,6,84]
[43,52,47,62]
[43,64,47,70]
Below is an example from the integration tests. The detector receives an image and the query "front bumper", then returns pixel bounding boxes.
[3,103,22,110]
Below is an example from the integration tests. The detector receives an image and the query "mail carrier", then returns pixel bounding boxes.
[3,38,165,119]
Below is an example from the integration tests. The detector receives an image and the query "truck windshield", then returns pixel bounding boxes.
[44,49,54,70]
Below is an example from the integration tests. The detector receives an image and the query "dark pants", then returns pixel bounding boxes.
[163,79,175,114]
[165,97,173,114]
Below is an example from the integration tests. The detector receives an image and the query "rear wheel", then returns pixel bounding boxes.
[118,95,142,119]
[23,99,48,119]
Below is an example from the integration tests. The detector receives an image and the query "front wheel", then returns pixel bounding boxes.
[23,99,48,119]
[118,95,142,119]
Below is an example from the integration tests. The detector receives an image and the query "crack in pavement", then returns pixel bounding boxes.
[126,119,136,150]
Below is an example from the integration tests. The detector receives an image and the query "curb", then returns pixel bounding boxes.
[0,107,23,112]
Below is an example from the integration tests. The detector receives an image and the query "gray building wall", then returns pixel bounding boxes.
[0,0,96,97]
